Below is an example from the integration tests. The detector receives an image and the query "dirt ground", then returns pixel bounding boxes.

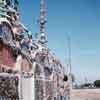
[71,89,100,100]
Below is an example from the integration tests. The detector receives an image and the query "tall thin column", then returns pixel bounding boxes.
[38,0,47,44]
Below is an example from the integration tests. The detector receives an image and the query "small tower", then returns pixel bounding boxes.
[38,0,47,44]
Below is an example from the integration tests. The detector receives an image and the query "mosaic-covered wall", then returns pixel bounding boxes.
[0,75,19,100]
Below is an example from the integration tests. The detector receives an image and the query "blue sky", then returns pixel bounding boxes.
[19,0,100,83]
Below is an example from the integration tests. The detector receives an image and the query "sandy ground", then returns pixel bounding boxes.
[71,89,100,100]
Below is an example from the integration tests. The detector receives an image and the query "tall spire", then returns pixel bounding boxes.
[38,0,47,44]
[39,0,46,33]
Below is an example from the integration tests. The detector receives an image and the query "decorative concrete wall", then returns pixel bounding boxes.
[0,45,15,68]
[0,74,19,100]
